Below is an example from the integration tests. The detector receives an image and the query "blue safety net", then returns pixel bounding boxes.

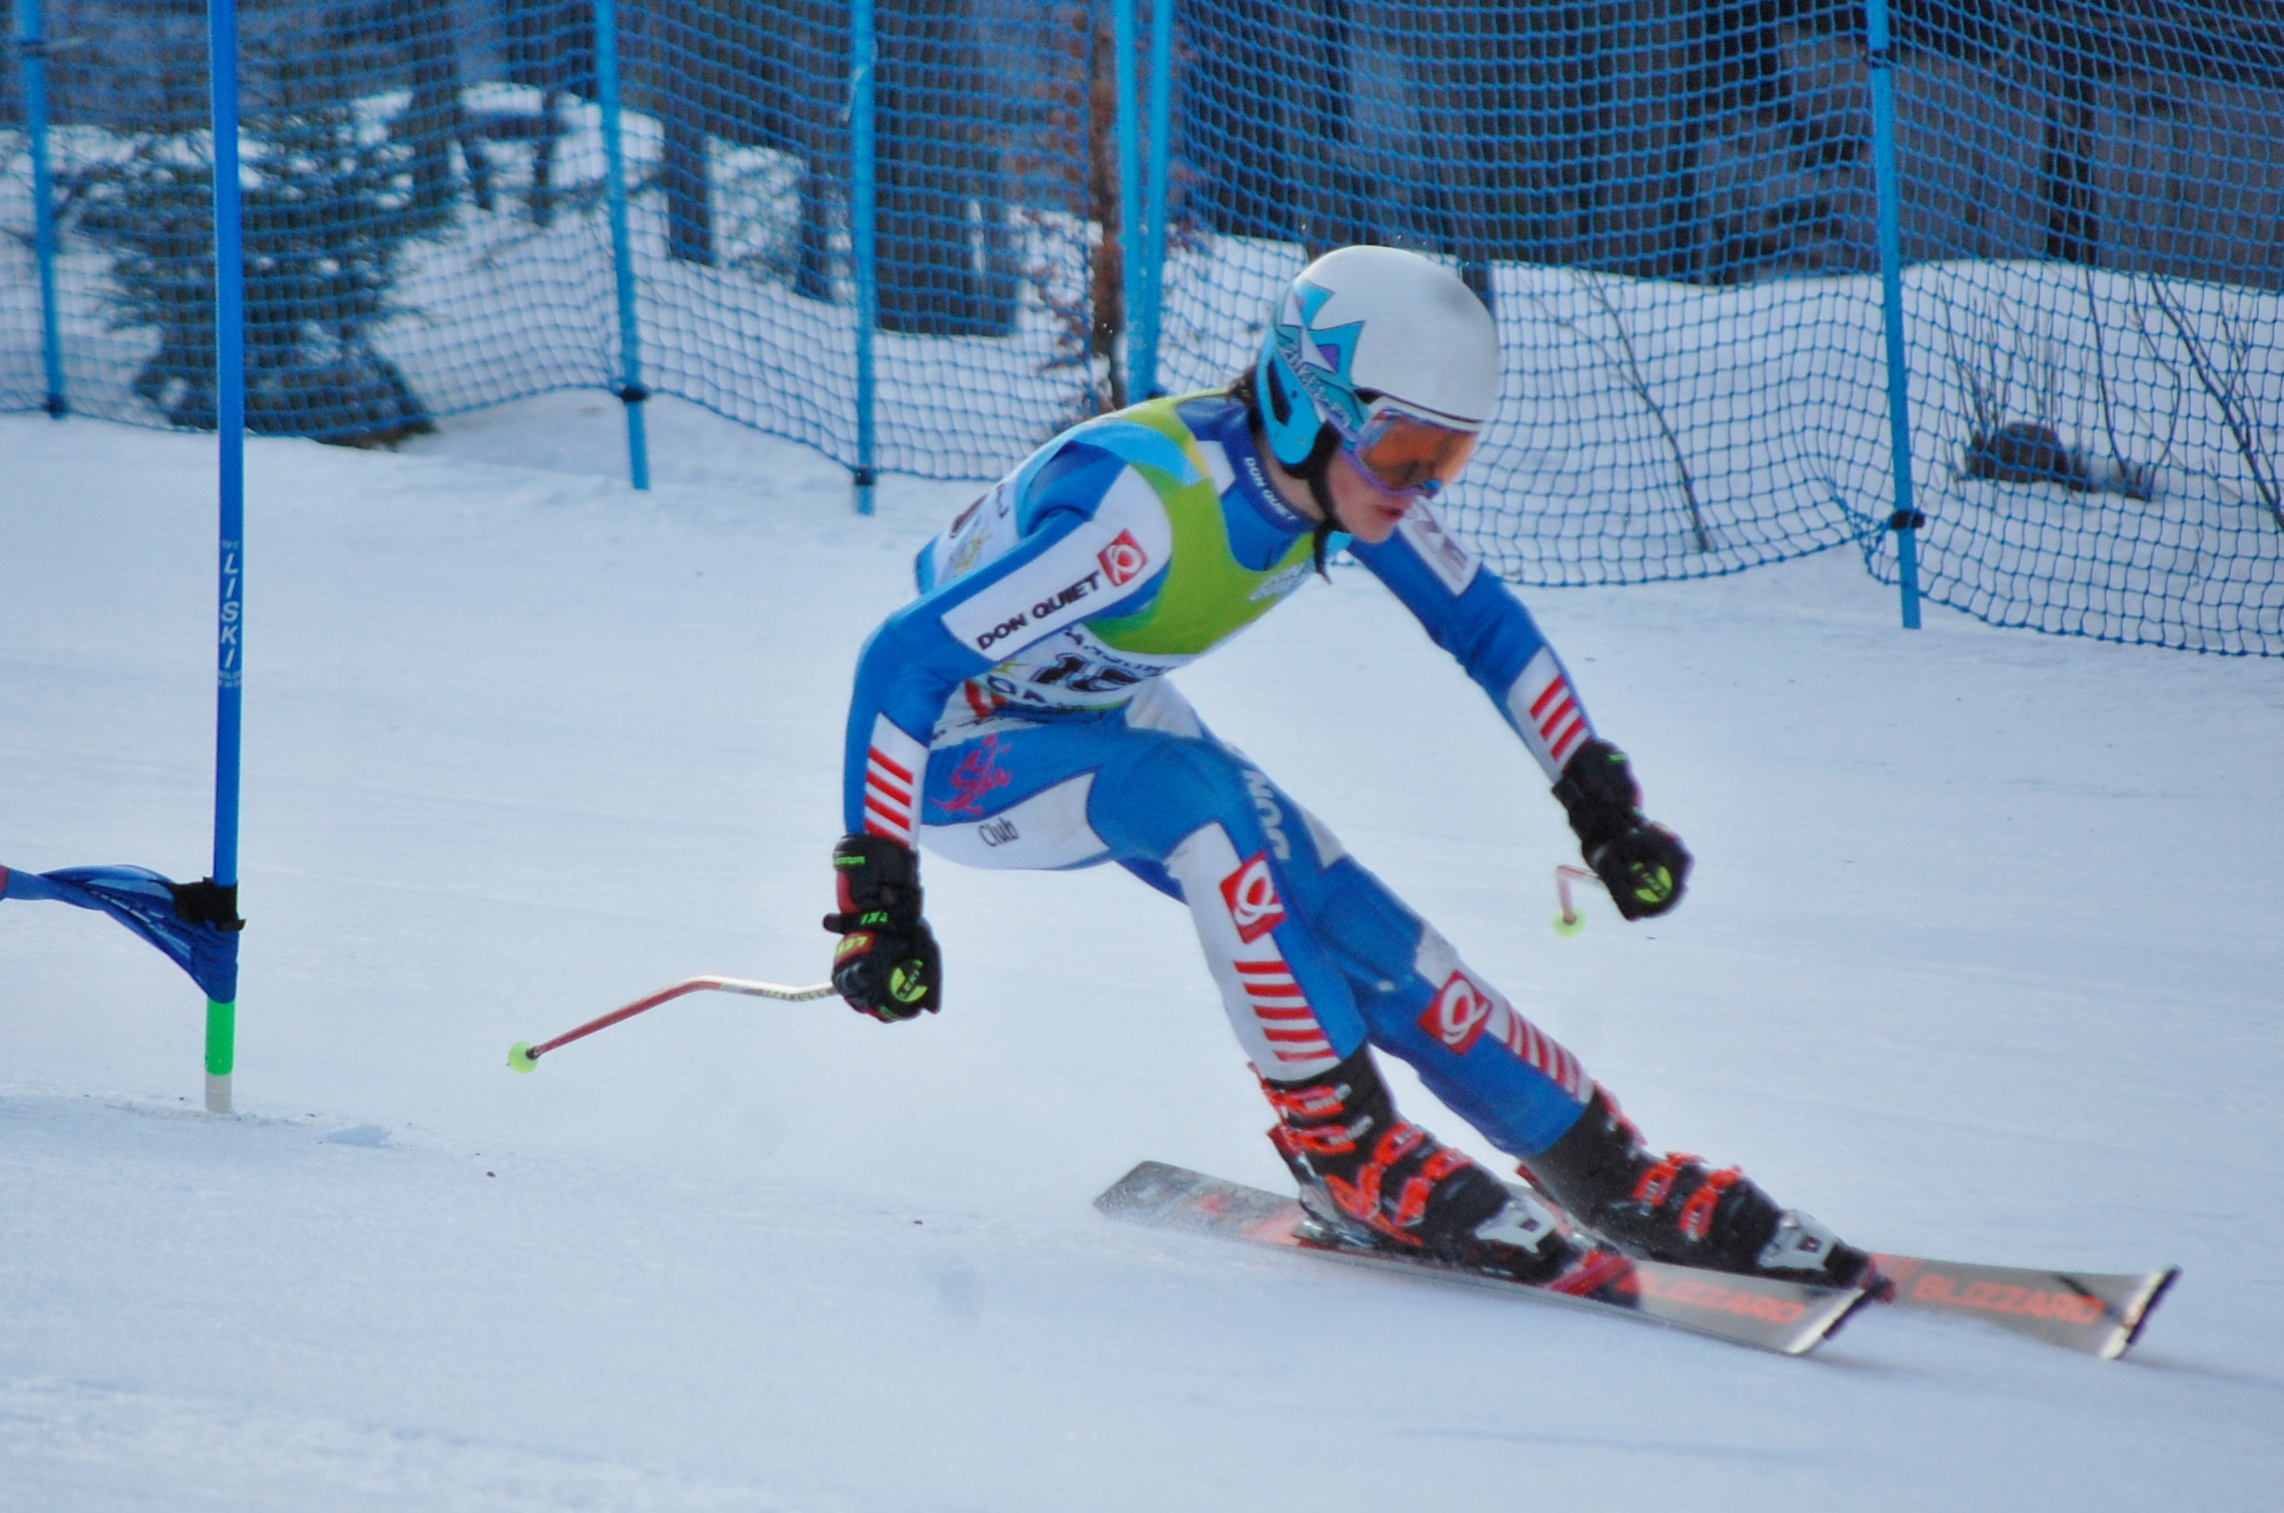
[0,0,1099,470]
[1160,0,2284,652]
[4,1,2279,652]
[1859,1,2284,654]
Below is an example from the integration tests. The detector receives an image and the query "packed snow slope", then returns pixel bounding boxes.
[4,396,2281,1511]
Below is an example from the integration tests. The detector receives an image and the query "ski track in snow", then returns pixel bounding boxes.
[3,396,2282,1510]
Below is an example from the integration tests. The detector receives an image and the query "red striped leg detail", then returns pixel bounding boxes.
[1236,958,1334,1067]
[1493,1001,1590,1103]
[1413,927,1591,1104]
[1168,822,1341,1079]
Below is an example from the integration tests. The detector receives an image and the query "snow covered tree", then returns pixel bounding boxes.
[75,45,449,445]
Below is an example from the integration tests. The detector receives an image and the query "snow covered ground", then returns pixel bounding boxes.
[4,394,2282,1510]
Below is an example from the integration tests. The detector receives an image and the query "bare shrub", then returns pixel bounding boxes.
[2140,278,2283,533]
[1528,276,1708,552]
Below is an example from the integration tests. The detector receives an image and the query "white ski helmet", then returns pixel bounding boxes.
[1254,245,1501,484]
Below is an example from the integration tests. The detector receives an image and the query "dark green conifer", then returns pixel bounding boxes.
[76,42,449,445]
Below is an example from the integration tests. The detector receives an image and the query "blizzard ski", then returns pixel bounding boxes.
[1096,1161,1867,1356]
[1868,1252,2178,1359]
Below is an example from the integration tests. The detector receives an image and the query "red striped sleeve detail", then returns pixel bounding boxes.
[1535,693,1576,738]
[865,762,912,804]
[1546,715,1588,766]
[863,756,914,842]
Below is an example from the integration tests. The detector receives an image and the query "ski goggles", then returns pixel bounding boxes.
[1346,402,1482,495]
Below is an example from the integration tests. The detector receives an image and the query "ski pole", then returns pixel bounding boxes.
[1553,864,1599,937]
[508,975,835,1072]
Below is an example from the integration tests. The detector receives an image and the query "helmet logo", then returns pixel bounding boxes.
[1273,282,1368,438]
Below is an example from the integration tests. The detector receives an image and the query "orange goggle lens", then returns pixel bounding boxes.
[1353,410,1480,493]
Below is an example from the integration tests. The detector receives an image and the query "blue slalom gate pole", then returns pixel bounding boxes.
[851,0,877,514]
[1866,0,1923,630]
[594,0,650,491]
[19,0,66,417]
[1112,0,1142,406]
[1138,0,1170,401]
[206,0,247,1114]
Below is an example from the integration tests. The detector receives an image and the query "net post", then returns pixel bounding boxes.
[1865,0,1922,630]
[207,0,246,1112]
[594,0,650,491]
[1138,0,1171,400]
[851,0,878,515]
[19,0,65,417]
[1112,0,1143,404]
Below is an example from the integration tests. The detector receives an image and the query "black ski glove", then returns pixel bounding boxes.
[821,833,942,1021]
[1552,740,1691,921]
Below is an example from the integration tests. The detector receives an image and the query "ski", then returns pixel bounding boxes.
[1868,1251,2179,1359]
[1095,1161,1868,1356]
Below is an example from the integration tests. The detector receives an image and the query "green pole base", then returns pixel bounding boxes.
[508,1042,539,1074]
[204,1000,236,1112]
[1553,911,1585,938]
[204,999,236,1076]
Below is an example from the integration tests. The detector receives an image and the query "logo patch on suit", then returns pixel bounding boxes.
[931,734,1013,817]
[1220,852,1286,943]
[1098,529,1149,587]
[1420,970,1495,1055]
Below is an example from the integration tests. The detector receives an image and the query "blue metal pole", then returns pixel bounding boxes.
[1139,0,1171,400]
[594,0,650,491]
[851,0,876,514]
[1866,0,1922,630]
[19,0,66,416]
[1112,0,1141,407]
[206,0,246,1113]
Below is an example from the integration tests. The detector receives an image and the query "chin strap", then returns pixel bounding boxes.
[1300,431,1346,580]
[1243,385,1347,581]
[1308,474,1341,579]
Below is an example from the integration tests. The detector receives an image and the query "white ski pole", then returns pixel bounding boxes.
[508,975,835,1072]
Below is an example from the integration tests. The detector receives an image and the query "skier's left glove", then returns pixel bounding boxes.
[821,833,942,1021]
[1553,739,1692,921]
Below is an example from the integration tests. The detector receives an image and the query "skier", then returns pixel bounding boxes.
[822,245,1876,1293]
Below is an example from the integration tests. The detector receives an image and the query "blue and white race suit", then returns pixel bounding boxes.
[841,392,1602,1155]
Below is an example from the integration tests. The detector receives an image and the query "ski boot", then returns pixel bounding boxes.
[1517,1085,1883,1293]
[1261,1050,1631,1298]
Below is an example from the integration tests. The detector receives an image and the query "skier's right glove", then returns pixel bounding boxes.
[822,833,942,1021]
[1552,740,1692,921]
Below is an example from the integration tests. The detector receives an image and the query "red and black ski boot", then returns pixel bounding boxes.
[1518,1085,1882,1292]
[1261,1049,1631,1297]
